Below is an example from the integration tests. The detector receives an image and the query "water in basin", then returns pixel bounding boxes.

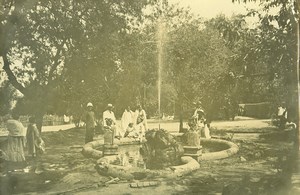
[110,141,227,169]
[111,144,146,169]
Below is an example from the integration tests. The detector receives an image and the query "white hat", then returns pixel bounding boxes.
[107,103,113,107]
[87,102,93,107]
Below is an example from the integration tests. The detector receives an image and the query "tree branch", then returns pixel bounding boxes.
[48,39,67,81]
[2,52,27,95]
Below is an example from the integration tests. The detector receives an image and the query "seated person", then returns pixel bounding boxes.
[124,123,139,138]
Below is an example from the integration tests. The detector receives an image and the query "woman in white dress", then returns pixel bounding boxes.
[121,106,134,132]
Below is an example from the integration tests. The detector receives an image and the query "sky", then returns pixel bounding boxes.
[168,0,259,19]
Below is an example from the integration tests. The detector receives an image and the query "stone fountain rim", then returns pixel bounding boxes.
[171,133,239,161]
[96,155,200,179]
[82,135,238,179]
[82,138,200,178]
[82,135,239,161]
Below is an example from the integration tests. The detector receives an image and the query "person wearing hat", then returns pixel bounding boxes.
[103,104,120,138]
[84,102,95,143]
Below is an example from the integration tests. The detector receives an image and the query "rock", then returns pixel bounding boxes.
[240,156,247,162]
[95,163,134,180]
[129,181,160,188]
[254,152,261,158]
[250,177,260,182]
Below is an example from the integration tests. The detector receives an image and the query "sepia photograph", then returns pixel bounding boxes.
[0,0,299,194]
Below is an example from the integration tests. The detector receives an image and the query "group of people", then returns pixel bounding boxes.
[84,103,148,143]
[2,112,44,172]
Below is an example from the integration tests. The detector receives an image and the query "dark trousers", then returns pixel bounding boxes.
[85,127,95,144]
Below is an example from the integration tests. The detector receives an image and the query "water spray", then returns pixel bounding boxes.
[157,0,165,130]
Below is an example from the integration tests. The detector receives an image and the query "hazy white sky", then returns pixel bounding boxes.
[168,0,259,19]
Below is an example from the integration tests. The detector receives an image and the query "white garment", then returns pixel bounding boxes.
[103,110,116,126]
[193,108,204,122]
[203,124,211,139]
[125,126,139,137]
[136,109,148,131]
[64,115,70,123]
[121,110,133,131]
[278,107,287,118]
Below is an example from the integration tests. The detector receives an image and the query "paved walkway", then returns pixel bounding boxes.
[42,123,75,132]
[1,116,272,136]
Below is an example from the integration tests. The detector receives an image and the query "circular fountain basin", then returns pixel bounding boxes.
[82,138,199,179]
[82,135,238,179]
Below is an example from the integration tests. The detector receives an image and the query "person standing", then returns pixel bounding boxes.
[192,101,205,126]
[192,101,211,139]
[26,117,43,158]
[103,104,120,137]
[135,105,148,138]
[103,104,116,126]
[5,111,26,164]
[121,106,133,132]
[84,102,95,143]
[26,116,44,173]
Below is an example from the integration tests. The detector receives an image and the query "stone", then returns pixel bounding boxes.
[103,126,116,145]
[103,145,118,156]
[182,131,200,147]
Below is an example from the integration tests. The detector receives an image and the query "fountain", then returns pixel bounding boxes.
[81,0,239,180]
[82,128,238,180]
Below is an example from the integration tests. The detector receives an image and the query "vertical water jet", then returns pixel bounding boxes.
[157,0,165,129]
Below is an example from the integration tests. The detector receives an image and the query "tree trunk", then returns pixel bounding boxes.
[179,105,183,132]
[178,93,184,132]
[34,97,47,133]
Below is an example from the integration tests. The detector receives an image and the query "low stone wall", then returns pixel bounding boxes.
[96,155,200,180]
[170,133,239,161]
[82,140,103,159]
[82,138,140,159]
[239,102,272,119]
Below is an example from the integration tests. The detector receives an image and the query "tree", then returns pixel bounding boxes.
[0,0,150,130]
[0,81,17,116]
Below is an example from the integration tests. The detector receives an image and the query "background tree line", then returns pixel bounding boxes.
[0,0,298,131]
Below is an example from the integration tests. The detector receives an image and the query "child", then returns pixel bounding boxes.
[124,123,138,138]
